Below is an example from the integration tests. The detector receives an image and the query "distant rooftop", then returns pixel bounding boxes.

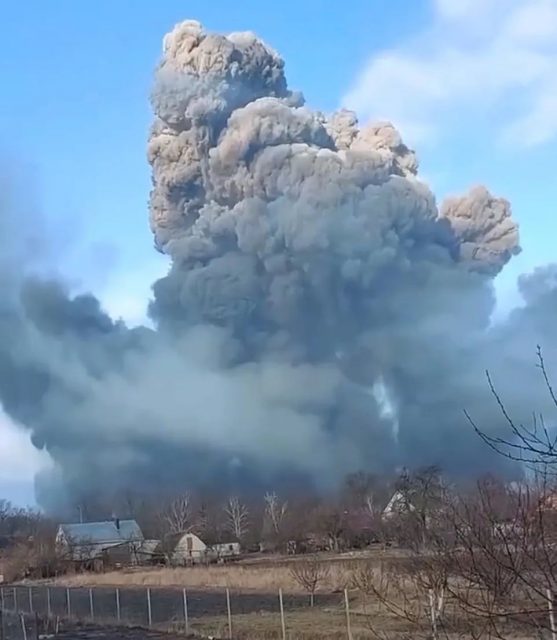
[58,519,143,546]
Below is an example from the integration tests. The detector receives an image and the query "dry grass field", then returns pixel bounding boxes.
[185,609,539,640]
[27,552,551,638]
[53,563,343,594]
[52,550,406,594]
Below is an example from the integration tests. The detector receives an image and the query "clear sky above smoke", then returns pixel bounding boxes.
[1,0,557,505]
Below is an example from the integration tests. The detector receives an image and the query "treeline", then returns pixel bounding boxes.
[0,465,445,578]
[62,465,446,550]
[0,464,522,567]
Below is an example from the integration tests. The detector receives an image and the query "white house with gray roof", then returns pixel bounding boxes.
[56,519,145,564]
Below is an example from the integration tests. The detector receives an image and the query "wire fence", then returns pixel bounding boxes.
[0,584,353,639]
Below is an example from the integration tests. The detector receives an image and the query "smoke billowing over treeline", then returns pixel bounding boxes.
[1,20,557,512]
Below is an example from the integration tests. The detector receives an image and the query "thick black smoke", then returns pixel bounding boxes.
[1,21,556,510]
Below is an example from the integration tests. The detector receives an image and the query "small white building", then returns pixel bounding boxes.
[164,532,240,565]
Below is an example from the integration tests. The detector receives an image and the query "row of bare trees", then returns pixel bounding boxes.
[343,472,557,639]
[65,469,402,552]
[160,492,251,540]
[0,501,59,581]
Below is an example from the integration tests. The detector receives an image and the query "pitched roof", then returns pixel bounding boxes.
[58,520,143,546]
[159,531,205,554]
[383,490,415,516]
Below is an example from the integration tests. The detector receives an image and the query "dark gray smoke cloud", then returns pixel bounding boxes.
[1,20,556,510]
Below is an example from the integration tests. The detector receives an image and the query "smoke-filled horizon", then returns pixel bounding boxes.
[1,20,557,512]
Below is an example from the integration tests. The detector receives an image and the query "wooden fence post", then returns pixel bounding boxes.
[279,589,286,640]
[89,588,94,619]
[19,613,27,640]
[226,588,232,639]
[46,588,51,618]
[66,588,71,618]
[28,587,33,614]
[13,587,17,612]
[115,588,121,623]
[146,588,152,627]
[182,588,189,634]
[344,589,353,640]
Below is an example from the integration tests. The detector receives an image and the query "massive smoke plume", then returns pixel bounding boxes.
[0,20,555,510]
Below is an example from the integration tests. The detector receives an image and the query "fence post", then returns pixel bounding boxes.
[13,587,17,612]
[0,587,4,612]
[226,588,232,640]
[19,613,27,640]
[89,588,94,620]
[182,588,189,634]
[46,588,51,618]
[146,588,152,627]
[66,588,71,618]
[115,588,121,623]
[28,587,33,614]
[344,589,353,640]
[279,589,286,640]
[0,606,3,640]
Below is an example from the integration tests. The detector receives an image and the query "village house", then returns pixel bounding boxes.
[382,490,416,520]
[56,518,155,570]
[160,532,241,565]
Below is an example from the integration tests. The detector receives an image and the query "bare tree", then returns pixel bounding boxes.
[224,496,249,541]
[344,471,393,518]
[382,466,448,551]
[311,503,346,552]
[264,492,288,536]
[0,499,13,524]
[162,493,193,534]
[456,346,557,636]
[467,346,557,469]
[351,557,451,640]
[446,475,557,639]
[364,493,377,518]
[289,556,330,606]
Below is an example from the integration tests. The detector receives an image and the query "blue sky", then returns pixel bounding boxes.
[1,0,556,505]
